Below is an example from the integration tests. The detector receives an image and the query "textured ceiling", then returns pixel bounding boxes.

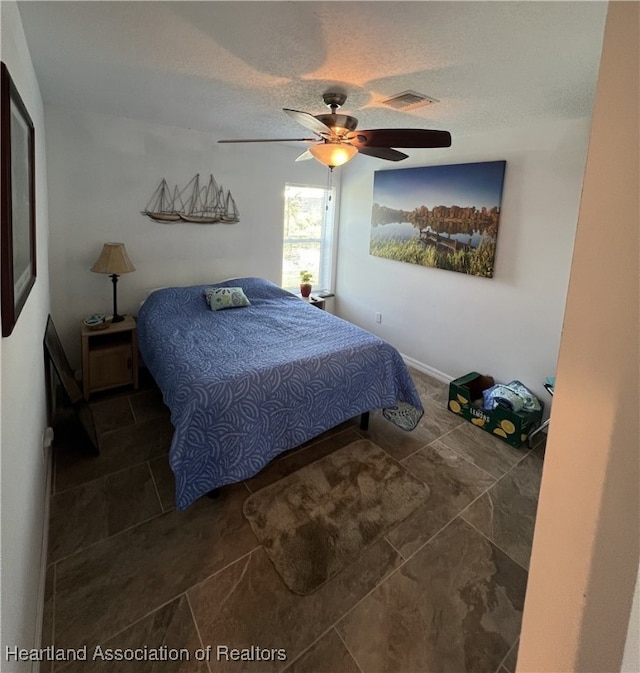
[17,1,608,141]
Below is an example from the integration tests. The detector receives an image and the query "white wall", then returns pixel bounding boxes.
[519,2,639,670]
[0,2,51,670]
[335,118,591,406]
[622,567,640,673]
[44,107,331,368]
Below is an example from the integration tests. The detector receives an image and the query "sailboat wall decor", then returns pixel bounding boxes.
[141,179,183,222]
[141,174,239,224]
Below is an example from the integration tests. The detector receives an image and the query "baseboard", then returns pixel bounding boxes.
[401,354,453,384]
[32,439,53,673]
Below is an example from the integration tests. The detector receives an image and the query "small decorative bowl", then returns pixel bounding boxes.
[83,314,113,330]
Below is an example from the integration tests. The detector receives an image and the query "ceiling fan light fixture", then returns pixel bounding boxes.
[314,114,359,136]
[219,93,451,166]
[309,142,357,169]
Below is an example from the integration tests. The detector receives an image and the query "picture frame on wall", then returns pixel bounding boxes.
[1,61,36,338]
[370,161,506,278]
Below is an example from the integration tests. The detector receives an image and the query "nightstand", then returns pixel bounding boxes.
[81,315,139,399]
[302,295,326,310]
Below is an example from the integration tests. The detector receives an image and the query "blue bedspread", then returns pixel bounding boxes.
[137,277,423,509]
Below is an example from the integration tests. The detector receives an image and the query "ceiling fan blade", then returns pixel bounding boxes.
[350,129,452,148]
[218,138,316,143]
[283,109,334,136]
[295,149,314,162]
[357,146,409,162]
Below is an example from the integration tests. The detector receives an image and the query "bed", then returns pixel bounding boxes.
[137,277,424,510]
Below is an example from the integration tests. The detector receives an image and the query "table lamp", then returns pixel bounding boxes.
[90,242,135,323]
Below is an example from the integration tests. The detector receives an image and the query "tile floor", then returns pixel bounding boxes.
[42,369,544,673]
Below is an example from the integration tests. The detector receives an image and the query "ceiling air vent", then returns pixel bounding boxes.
[381,90,438,111]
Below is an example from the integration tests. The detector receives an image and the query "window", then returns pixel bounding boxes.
[282,183,336,293]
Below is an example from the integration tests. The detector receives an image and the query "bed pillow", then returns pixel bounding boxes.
[205,287,251,311]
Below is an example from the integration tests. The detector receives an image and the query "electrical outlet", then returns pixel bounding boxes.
[375,312,382,324]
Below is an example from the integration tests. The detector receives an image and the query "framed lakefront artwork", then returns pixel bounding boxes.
[370,160,506,278]
[1,62,36,337]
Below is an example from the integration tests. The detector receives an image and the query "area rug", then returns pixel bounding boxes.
[243,439,430,595]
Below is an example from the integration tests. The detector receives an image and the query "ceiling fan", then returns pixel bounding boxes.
[218,92,452,169]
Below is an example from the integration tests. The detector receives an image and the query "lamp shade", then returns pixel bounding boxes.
[309,142,358,169]
[91,242,135,275]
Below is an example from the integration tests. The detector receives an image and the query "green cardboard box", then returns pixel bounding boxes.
[448,372,544,447]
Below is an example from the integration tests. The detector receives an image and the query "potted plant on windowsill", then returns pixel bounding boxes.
[299,270,313,298]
